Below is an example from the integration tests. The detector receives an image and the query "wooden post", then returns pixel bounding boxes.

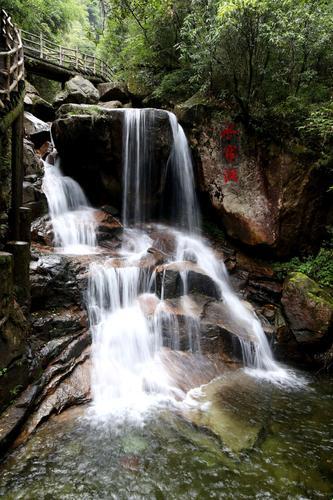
[10,111,24,241]
[59,45,63,65]
[93,56,96,74]
[6,241,30,312]
[40,32,43,58]
[75,47,79,69]
[6,51,10,101]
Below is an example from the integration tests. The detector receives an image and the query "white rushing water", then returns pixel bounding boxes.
[88,109,298,420]
[43,159,97,254]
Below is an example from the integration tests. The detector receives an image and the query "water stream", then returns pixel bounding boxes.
[43,109,300,422]
[1,108,329,497]
[42,158,97,254]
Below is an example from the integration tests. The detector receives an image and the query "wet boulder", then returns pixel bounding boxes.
[155,261,220,300]
[53,75,99,107]
[281,272,333,344]
[30,254,88,311]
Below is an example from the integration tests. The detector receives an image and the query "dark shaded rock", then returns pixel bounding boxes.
[53,75,99,107]
[156,262,220,300]
[97,82,129,103]
[52,105,173,209]
[23,199,48,221]
[281,272,333,344]
[31,307,88,340]
[175,93,213,125]
[246,278,282,305]
[30,254,88,311]
[24,93,55,122]
[23,138,44,177]
[31,215,53,246]
[21,351,91,439]
[0,384,39,455]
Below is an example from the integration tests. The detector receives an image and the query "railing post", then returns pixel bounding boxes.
[6,51,11,101]
[59,46,62,65]
[40,32,43,58]
[93,56,96,75]
[75,47,79,69]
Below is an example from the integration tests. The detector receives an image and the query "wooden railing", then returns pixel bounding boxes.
[21,30,113,82]
[0,10,24,109]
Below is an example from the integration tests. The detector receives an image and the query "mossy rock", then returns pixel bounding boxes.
[174,93,215,125]
[281,272,333,343]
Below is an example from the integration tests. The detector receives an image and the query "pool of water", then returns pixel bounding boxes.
[0,371,332,499]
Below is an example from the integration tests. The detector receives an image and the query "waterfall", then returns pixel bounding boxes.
[42,158,97,254]
[88,108,292,420]
[166,112,200,233]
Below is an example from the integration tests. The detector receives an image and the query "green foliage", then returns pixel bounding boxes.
[10,384,23,398]
[0,367,8,377]
[1,0,101,50]
[273,248,333,289]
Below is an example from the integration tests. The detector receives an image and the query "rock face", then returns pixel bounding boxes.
[281,272,333,344]
[51,104,173,208]
[183,108,331,257]
[53,75,99,107]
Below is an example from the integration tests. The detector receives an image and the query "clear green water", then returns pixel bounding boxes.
[0,372,332,499]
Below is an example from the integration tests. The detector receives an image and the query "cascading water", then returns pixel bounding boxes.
[42,158,97,254]
[88,108,294,421]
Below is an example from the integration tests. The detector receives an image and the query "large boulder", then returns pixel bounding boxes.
[184,111,331,257]
[97,82,129,103]
[51,104,173,209]
[281,272,333,344]
[53,75,99,107]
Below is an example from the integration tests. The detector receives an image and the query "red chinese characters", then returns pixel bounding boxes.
[223,144,238,163]
[220,122,240,184]
[223,168,238,184]
[220,123,240,141]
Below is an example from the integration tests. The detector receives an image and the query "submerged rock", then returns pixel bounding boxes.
[183,371,269,453]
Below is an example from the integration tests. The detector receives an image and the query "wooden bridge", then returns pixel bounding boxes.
[21,30,113,85]
[0,9,113,108]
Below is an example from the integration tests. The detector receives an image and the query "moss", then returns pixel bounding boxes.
[58,103,106,118]
[287,272,333,307]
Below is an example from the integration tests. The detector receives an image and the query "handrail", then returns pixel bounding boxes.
[0,11,113,110]
[0,10,24,108]
[21,29,113,82]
